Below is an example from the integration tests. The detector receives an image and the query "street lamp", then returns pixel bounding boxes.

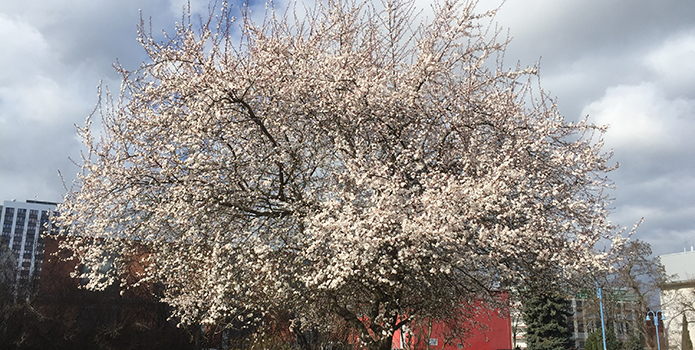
[646,310,665,350]
[597,286,608,350]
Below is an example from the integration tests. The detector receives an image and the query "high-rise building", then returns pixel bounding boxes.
[0,199,59,294]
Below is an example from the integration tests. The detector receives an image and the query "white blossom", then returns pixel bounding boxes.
[57,1,622,349]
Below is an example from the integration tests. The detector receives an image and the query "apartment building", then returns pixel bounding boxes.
[0,199,59,295]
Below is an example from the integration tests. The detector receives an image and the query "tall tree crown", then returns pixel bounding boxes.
[57,0,622,348]
[523,292,574,350]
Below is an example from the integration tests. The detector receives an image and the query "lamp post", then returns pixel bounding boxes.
[646,310,665,350]
[597,286,608,350]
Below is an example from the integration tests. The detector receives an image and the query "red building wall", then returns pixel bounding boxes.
[393,298,512,350]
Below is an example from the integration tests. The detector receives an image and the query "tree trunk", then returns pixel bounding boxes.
[683,314,693,350]
[369,336,393,350]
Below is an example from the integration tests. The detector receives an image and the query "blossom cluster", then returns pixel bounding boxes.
[57,0,622,347]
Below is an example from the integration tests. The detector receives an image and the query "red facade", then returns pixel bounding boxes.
[393,299,512,350]
[31,236,513,350]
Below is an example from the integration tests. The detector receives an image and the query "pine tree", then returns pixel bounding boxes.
[523,292,574,350]
[622,334,645,350]
[585,328,620,350]
[682,314,693,350]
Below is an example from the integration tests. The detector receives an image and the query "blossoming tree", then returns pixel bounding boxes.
[57,0,622,349]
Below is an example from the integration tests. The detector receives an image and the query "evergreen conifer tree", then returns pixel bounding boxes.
[523,292,574,350]
[585,328,620,350]
[622,334,645,350]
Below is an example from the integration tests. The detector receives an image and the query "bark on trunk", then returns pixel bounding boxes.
[369,336,393,350]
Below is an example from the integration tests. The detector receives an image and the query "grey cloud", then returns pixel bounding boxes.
[2,0,695,257]
[477,0,695,255]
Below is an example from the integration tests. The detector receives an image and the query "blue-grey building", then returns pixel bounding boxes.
[0,199,59,294]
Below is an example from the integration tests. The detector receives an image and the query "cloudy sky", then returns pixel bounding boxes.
[1,0,694,257]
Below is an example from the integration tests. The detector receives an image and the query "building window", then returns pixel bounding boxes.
[39,211,49,235]
[2,207,15,235]
[27,210,38,234]
[14,209,26,236]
